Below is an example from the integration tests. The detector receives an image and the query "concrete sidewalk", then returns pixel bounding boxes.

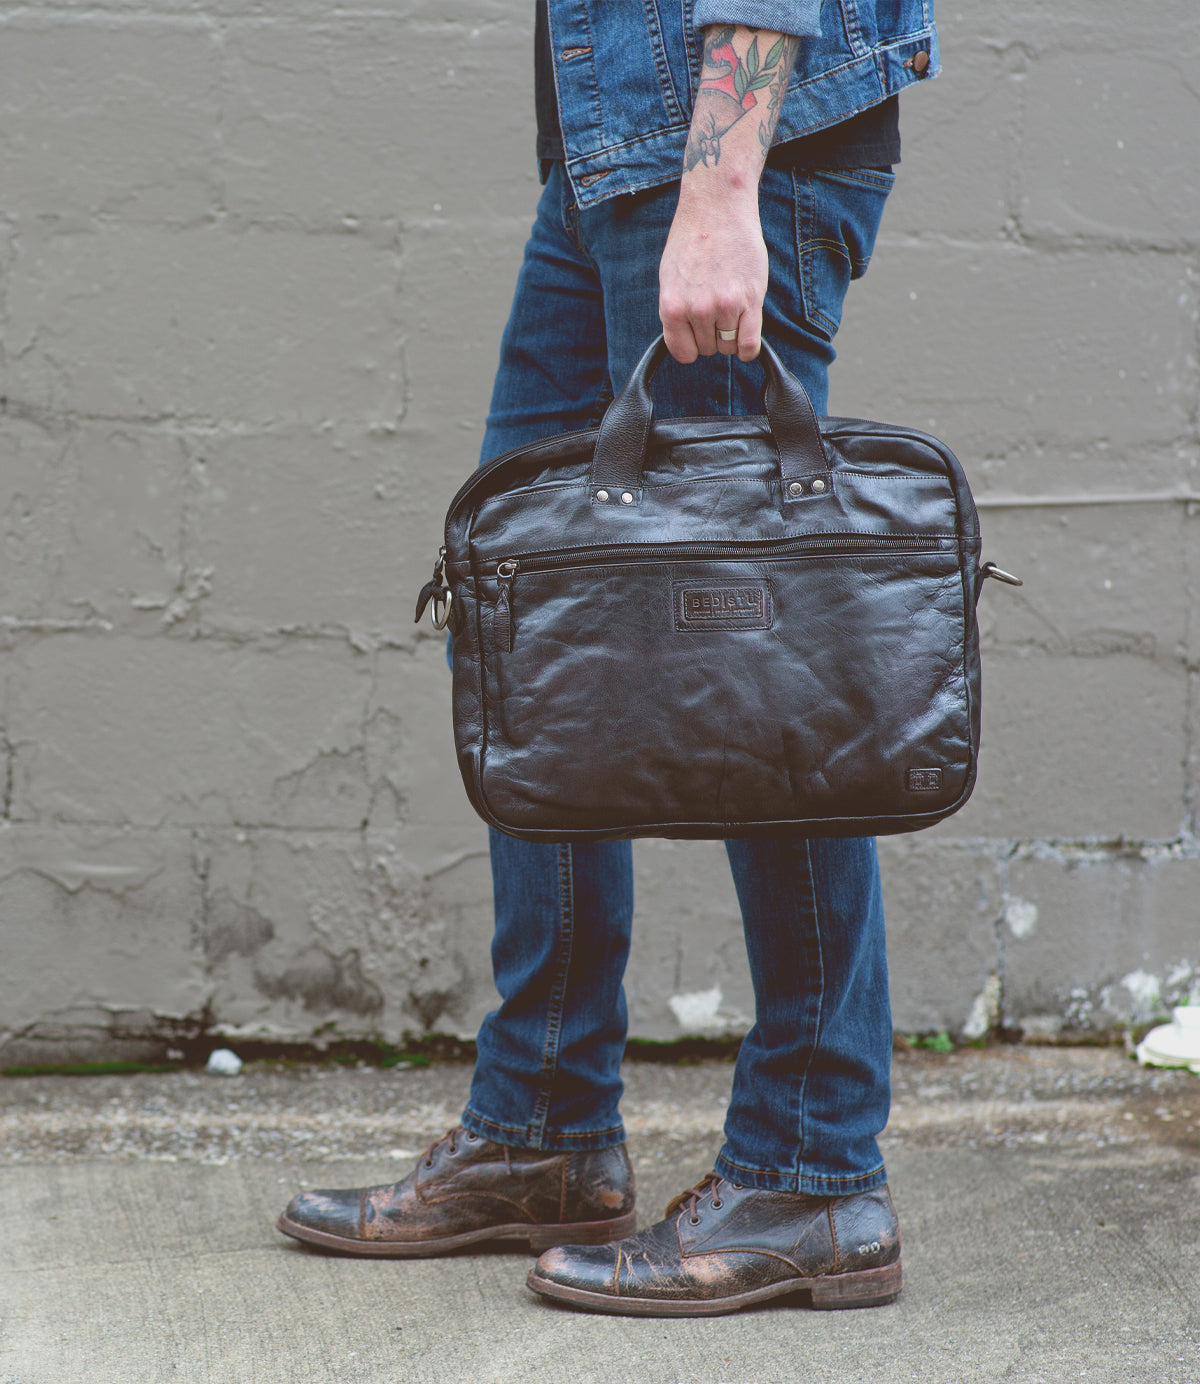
[2,1046,1198,1384]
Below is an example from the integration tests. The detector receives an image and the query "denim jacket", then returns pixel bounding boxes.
[546,0,938,207]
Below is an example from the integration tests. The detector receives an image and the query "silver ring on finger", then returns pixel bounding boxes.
[716,328,738,342]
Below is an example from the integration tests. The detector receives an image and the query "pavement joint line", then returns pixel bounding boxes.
[0,1094,1169,1136]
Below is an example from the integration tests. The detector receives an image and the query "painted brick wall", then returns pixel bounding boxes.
[1,0,1196,1062]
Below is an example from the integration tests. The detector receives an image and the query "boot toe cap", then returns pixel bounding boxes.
[533,1243,620,1293]
[279,1188,364,1240]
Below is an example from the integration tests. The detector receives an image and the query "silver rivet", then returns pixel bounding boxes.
[620,492,634,504]
[812,478,827,493]
[788,481,804,497]
[595,489,609,502]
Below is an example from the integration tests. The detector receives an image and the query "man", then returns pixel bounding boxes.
[279,0,938,1316]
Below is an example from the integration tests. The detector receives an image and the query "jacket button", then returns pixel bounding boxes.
[909,50,930,77]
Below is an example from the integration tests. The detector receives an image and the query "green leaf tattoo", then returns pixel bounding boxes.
[686,28,799,172]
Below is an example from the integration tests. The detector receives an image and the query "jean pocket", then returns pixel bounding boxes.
[794,167,896,341]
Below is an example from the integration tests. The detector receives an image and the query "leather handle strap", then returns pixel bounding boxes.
[589,335,829,498]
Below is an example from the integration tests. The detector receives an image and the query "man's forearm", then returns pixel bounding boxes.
[684,26,797,180]
[658,25,796,363]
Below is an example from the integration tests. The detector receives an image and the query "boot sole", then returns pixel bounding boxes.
[277,1209,638,1258]
[526,1258,901,1315]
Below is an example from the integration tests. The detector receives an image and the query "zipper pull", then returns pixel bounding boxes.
[493,559,518,652]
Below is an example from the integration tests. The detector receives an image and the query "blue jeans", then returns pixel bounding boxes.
[460,161,895,1196]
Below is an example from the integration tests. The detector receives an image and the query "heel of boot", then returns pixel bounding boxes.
[529,1210,637,1252]
[810,1260,901,1309]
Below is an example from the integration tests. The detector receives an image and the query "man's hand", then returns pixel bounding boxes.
[660,176,768,363]
[659,26,797,364]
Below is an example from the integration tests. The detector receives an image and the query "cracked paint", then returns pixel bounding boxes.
[254,945,383,1017]
[1004,897,1039,939]
[667,987,751,1038]
[961,975,1002,1041]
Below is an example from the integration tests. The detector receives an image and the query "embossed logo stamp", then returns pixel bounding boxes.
[906,768,944,792]
[673,580,773,631]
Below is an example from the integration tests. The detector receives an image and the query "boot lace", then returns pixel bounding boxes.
[421,1126,476,1167]
[665,1172,725,1225]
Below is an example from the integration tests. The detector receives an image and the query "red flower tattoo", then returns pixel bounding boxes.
[685,30,789,170]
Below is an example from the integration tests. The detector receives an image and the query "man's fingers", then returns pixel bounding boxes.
[661,284,763,363]
[664,314,760,362]
[660,290,702,362]
[693,320,721,357]
[662,317,700,365]
[662,297,720,359]
[736,305,762,361]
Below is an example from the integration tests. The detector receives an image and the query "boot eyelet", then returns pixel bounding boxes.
[689,1215,699,1225]
[711,1199,722,1209]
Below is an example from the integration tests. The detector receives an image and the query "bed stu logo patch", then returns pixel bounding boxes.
[906,768,944,792]
[673,580,773,631]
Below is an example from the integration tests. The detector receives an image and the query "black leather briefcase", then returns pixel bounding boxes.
[416,336,1018,842]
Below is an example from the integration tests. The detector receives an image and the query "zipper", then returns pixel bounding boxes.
[443,427,599,522]
[493,532,952,577]
[484,533,954,652]
[442,416,790,523]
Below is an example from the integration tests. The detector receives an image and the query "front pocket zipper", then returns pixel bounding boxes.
[493,559,518,653]
[483,533,955,653]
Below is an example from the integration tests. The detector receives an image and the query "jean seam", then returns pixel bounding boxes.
[463,1106,625,1144]
[558,167,611,427]
[794,169,826,340]
[714,1150,887,1193]
[529,843,575,1142]
[797,232,873,281]
[812,166,897,192]
[716,1151,884,1183]
[586,374,614,430]
[792,168,843,339]
[792,838,825,1179]
[561,172,591,262]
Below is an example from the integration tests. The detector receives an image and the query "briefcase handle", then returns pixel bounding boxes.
[589,334,830,503]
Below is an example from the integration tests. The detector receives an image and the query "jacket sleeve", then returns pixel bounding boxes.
[691,1,823,37]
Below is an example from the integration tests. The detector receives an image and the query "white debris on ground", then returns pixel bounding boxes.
[1136,1007,1200,1074]
[205,1048,244,1077]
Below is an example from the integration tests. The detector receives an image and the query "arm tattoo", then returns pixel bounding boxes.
[684,28,798,172]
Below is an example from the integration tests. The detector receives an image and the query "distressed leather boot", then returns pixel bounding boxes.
[527,1173,900,1315]
[277,1127,636,1256]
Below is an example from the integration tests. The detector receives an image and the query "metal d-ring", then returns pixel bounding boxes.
[430,588,453,629]
[981,561,1023,587]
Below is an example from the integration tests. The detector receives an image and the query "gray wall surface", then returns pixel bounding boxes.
[1,0,1197,1064]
